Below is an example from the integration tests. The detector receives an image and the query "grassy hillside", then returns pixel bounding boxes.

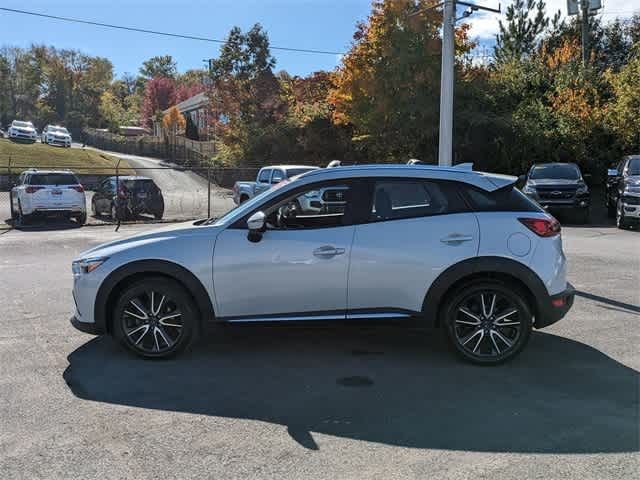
[0,139,134,174]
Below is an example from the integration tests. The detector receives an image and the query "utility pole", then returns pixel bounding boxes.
[437,1,501,166]
[580,0,589,65]
[438,0,455,167]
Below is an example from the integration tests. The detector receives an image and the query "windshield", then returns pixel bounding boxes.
[13,121,32,128]
[627,158,640,176]
[211,183,283,226]
[286,167,317,178]
[50,126,69,134]
[530,164,580,180]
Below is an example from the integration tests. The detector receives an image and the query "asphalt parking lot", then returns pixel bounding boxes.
[0,223,638,479]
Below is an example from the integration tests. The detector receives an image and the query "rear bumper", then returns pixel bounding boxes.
[534,283,575,329]
[70,315,103,335]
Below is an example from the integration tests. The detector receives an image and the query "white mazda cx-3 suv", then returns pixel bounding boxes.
[71,165,574,364]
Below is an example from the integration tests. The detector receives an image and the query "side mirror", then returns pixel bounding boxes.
[247,211,266,242]
[607,168,618,177]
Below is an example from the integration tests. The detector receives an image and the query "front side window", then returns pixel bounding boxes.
[271,169,285,184]
[262,182,352,230]
[369,180,464,221]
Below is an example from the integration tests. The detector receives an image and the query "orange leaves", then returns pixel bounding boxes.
[162,106,185,133]
[541,39,581,70]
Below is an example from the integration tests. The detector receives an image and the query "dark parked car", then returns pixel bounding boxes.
[521,163,590,223]
[606,155,640,229]
[92,176,164,220]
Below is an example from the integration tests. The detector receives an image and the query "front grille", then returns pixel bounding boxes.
[536,186,577,200]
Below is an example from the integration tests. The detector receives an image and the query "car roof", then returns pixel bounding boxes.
[22,169,75,175]
[532,162,577,167]
[262,165,320,170]
[296,164,516,192]
[107,175,152,181]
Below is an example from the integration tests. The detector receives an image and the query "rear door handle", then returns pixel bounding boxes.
[440,234,474,244]
[313,245,346,257]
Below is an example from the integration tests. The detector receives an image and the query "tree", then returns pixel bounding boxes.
[139,55,177,79]
[495,0,550,63]
[141,77,176,128]
[162,105,185,136]
[329,0,474,162]
[606,49,640,152]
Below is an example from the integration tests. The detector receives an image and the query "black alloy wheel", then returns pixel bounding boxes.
[113,277,198,358]
[444,282,532,365]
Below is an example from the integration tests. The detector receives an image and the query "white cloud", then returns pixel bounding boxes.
[466,0,638,41]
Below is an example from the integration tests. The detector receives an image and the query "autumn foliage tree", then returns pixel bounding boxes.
[141,77,176,128]
[329,0,475,162]
[162,105,185,136]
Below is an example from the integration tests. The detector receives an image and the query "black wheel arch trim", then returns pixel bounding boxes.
[422,256,554,328]
[94,259,215,334]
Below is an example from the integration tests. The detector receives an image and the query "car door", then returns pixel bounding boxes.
[254,168,272,195]
[347,178,478,317]
[212,179,360,320]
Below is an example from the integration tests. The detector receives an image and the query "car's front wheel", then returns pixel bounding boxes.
[442,281,533,365]
[616,199,629,229]
[113,277,199,359]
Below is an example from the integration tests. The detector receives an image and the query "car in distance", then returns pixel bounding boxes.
[11,169,86,224]
[521,162,590,223]
[42,125,72,147]
[232,165,319,204]
[606,155,640,229]
[71,164,574,365]
[92,176,164,220]
[8,120,38,143]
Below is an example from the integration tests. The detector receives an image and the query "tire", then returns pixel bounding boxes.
[240,195,249,204]
[91,198,98,216]
[10,193,16,221]
[616,199,628,229]
[442,280,533,365]
[576,208,589,225]
[76,212,87,225]
[113,277,199,359]
[153,210,164,220]
[16,201,30,226]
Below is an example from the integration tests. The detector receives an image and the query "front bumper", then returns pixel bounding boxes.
[535,283,575,329]
[621,196,640,219]
[70,315,103,335]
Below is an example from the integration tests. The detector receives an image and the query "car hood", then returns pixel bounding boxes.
[77,220,221,260]
[13,126,35,132]
[528,178,583,187]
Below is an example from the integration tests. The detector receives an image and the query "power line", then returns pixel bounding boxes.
[0,7,344,56]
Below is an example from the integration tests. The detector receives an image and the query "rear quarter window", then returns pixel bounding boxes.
[463,186,543,212]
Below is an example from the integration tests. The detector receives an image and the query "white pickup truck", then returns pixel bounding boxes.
[232,165,319,204]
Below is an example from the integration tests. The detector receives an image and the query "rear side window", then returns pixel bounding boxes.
[369,180,467,221]
[29,173,78,185]
[464,186,542,212]
[123,179,159,192]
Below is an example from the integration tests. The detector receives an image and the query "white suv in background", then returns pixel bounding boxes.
[71,165,574,365]
[11,169,87,225]
[8,120,38,143]
[42,125,72,147]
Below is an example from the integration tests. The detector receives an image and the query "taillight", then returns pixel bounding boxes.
[69,185,84,193]
[25,186,44,194]
[518,217,561,237]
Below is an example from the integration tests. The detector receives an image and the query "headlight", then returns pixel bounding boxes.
[522,184,535,195]
[576,184,588,194]
[72,257,108,274]
[304,190,320,198]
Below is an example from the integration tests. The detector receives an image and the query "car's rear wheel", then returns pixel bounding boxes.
[240,194,249,204]
[113,277,199,359]
[442,281,532,365]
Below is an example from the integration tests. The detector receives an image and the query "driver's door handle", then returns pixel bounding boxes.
[313,245,345,257]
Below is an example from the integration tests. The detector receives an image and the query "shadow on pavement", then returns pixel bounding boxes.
[64,326,639,454]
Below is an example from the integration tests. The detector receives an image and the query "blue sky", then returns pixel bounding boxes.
[0,0,636,78]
